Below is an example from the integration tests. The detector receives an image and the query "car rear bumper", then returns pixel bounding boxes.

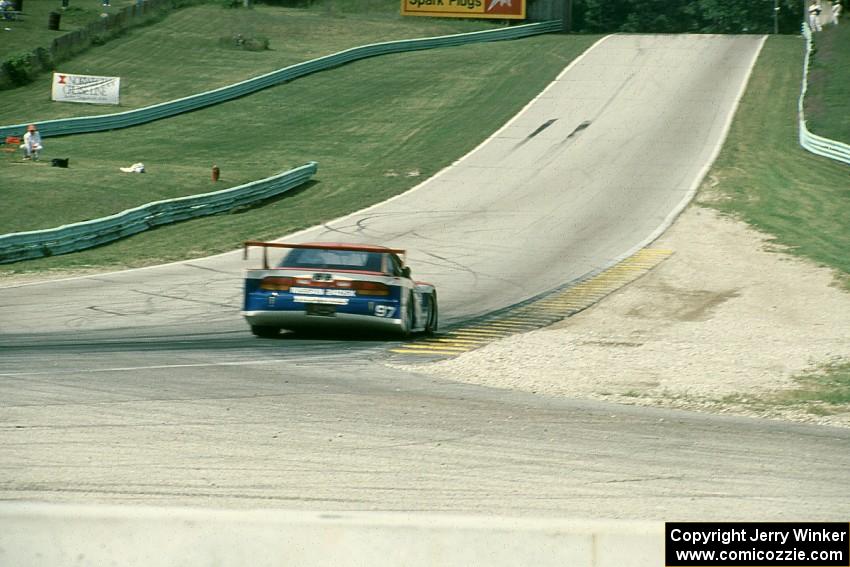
[243,310,403,333]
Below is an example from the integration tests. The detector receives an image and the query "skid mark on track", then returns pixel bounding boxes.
[527,118,558,139]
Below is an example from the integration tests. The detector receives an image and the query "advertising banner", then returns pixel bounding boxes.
[401,0,526,20]
[51,72,121,105]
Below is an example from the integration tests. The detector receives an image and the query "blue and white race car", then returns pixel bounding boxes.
[242,241,438,338]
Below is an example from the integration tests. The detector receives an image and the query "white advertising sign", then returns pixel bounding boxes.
[52,72,120,105]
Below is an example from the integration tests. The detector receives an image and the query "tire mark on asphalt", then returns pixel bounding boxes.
[129,289,239,308]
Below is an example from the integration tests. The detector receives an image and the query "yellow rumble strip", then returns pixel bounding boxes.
[389,248,673,359]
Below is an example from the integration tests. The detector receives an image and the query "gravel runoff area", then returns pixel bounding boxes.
[397,205,850,428]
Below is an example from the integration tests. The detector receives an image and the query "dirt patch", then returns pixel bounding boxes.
[625,286,741,322]
[400,206,850,427]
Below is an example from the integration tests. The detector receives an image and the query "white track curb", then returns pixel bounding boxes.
[0,503,663,567]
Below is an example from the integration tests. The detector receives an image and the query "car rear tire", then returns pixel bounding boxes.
[424,292,438,336]
[399,294,414,338]
[251,325,280,338]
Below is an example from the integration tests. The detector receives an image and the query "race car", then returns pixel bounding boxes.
[242,241,438,338]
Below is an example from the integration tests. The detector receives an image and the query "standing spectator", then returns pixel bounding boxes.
[21,124,43,161]
[832,1,842,24]
[0,0,14,20]
[809,2,824,31]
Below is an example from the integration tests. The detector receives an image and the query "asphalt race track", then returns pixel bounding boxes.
[2,35,849,520]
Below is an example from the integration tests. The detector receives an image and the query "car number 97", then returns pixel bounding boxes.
[374,305,396,318]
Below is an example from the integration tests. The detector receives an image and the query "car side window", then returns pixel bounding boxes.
[389,254,404,277]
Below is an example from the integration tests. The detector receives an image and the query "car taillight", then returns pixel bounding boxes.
[352,281,390,296]
[260,276,295,291]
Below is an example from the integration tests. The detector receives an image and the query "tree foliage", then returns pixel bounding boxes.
[572,0,805,34]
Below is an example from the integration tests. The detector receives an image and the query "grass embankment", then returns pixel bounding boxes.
[697,34,850,417]
[0,3,596,272]
[0,3,499,122]
[697,35,850,288]
[804,21,850,142]
[0,0,142,63]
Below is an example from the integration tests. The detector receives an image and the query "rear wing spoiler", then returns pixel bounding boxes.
[243,241,406,270]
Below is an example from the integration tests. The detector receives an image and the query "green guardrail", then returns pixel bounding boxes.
[0,21,563,139]
[0,162,317,264]
[799,23,850,166]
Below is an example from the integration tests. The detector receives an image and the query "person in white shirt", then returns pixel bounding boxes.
[809,2,824,30]
[0,0,14,20]
[21,124,43,161]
